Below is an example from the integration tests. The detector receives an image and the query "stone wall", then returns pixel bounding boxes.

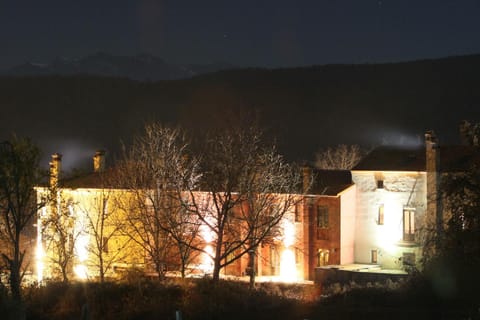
[351,171,427,270]
[315,267,408,287]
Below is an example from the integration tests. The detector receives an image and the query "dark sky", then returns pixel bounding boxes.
[2,0,480,70]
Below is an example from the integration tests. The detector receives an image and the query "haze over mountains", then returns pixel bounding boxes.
[1,53,479,171]
[1,52,234,81]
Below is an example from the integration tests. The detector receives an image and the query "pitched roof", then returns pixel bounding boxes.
[60,168,125,189]
[309,169,353,196]
[353,145,480,172]
[353,146,425,171]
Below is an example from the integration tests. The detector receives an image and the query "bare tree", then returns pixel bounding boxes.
[459,119,480,146]
[41,189,77,282]
[314,144,364,170]
[161,195,202,278]
[241,150,301,288]
[188,124,301,284]
[116,123,201,279]
[77,187,130,283]
[0,137,45,301]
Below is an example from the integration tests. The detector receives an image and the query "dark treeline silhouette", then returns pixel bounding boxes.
[1,54,480,166]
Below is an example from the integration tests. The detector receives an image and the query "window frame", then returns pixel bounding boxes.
[317,249,330,267]
[371,249,378,263]
[316,205,329,228]
[403,208,415,242]
[377,204,384,225]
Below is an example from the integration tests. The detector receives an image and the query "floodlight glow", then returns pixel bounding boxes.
[279,215,297,282]
[35,242,45,283]
[74,233,89,279]
[36,208,46,283]
[199,244,214,274]
[201,225,215,243]
[73,264,88,280]
[377,199,403,253]
[282,219,295,247]
[279,249,296,282]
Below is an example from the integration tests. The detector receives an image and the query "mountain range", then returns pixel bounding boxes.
[1,52,234,81]
[1,53,479,170]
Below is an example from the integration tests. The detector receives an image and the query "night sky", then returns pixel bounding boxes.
[2,0,480,70]
[2,0,480,170]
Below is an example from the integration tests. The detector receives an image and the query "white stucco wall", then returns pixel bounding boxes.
[340,185,356,264]
[351,171,426,269]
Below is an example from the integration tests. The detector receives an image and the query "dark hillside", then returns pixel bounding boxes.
[1,54,479,168]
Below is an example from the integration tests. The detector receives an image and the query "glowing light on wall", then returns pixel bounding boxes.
[199,244,214,274]
[377,198,403,254]
[279,249,296,282]
[200,224,215,243]
[282,219,295,247]
[35,237,45,283]
[198,214,215,274]
[36,206,46,283]
[279,216,297,282]
[73,265,88,280]
[74,233,90,279]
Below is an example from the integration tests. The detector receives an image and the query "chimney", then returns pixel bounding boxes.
[49,153,62,188]
[93,150,106,173]
[425,130,443,235]
[425,130,439,173]
[302,165,312,194]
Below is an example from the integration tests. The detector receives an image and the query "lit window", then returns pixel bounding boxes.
[317,206,329,228]
[224,242,235,263]
[317,249,329,267]
[377,204,384,225]
[371,249,378,263]
[270,245,279,271]
[403,208,415,242]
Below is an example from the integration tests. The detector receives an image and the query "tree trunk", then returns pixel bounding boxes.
[10,231,22,301]
[180,258,186,279]
[212,257,221,282]
[10,259,21,301]
[248,249,256,289]
[99,256,104,283]
[212,230,224,282]
[61,264,69,283]
[155,259,165,281]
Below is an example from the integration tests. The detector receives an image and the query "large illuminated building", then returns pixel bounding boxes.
[34,132,479,283]
[350,131,479,272]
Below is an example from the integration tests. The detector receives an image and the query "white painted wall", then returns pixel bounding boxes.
[340,185,356,264]
[351,171,426,269]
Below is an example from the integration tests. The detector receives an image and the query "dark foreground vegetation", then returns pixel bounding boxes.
[1,274,478,320]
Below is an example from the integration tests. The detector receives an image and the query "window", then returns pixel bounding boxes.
[371,249,378,263]
[224,242,235,263]
[317,206,329,228]
[376,179,384,189]
[377,204,384,225]
[403,208,415,242]
[270,245,279,273]
[317,249,329,267]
